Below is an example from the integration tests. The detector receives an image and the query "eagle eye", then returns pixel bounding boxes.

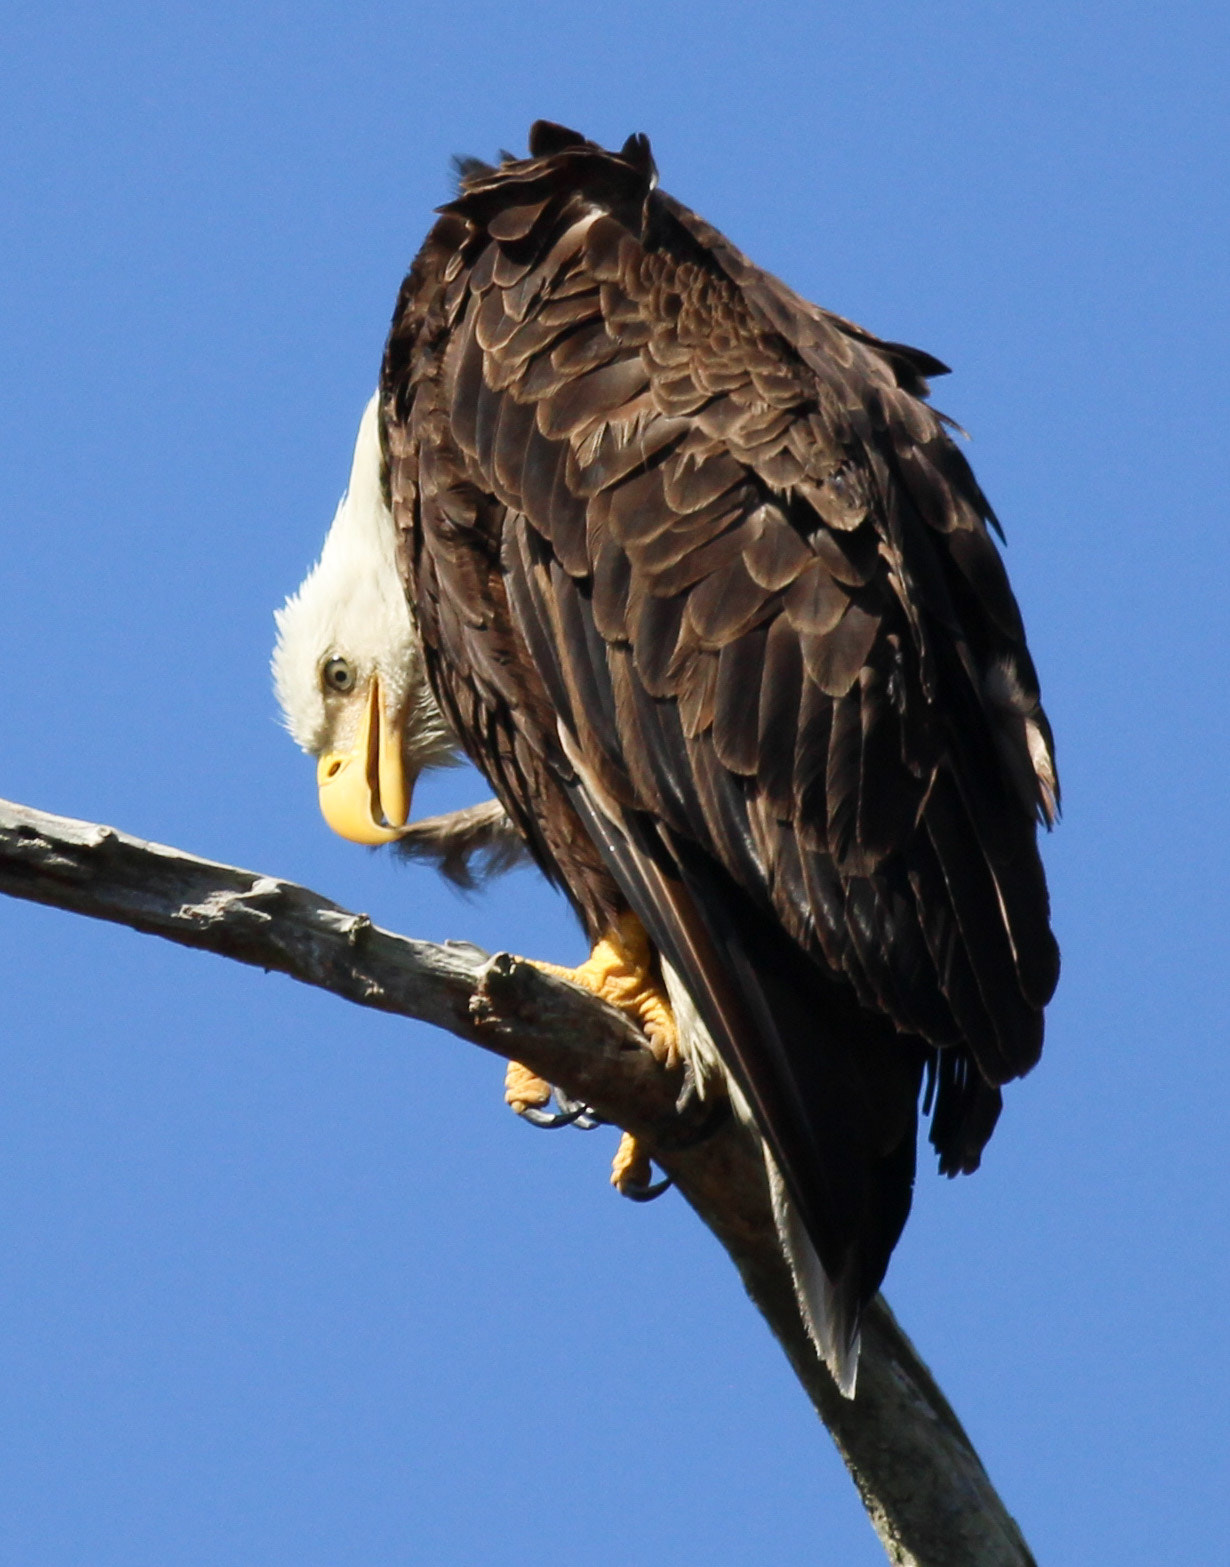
[322,656,357,694]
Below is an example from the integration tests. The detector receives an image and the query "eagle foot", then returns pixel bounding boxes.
[610,1131,672,1202]
[532,912,679,1069]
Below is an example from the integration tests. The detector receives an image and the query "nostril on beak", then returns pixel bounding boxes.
[325,759,342,779]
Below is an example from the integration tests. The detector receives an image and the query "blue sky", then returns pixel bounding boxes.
[1,3,1227,1562]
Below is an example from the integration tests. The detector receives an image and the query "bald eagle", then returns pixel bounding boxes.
[274,122,1058,1394]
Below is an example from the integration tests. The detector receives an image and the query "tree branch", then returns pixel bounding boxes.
[0,797,1035,1567]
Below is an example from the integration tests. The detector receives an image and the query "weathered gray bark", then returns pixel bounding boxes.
[0,796,1036,1567]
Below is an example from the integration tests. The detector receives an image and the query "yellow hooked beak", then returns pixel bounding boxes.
[315,676,410,845]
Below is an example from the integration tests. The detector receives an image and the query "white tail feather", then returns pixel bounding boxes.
[662,960,860,1398]
[765,1151,859,1397]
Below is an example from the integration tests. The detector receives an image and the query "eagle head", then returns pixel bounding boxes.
[272,395,457,843]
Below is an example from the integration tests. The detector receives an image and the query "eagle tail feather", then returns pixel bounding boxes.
[766,1150,860,1397]
[665,958,863,1396]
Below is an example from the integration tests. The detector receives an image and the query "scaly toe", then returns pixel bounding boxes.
[505,1060,553,1115]
[528,914,679,1068]
[610,1131,672,1201]
[637,999,680,1070]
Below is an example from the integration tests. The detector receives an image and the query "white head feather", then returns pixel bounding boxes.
[272,393,457,782]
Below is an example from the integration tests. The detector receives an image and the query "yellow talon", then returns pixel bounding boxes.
[505,1060,553,1115]
[532,911,679,1068]
[610,1131,654,1195]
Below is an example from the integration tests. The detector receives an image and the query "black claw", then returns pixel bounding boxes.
[618,1172,673,1202]
[517,1089,604,1130]
[519,1103,587,1128]
[552,1090,605,1130]
[674,1059,700,1116]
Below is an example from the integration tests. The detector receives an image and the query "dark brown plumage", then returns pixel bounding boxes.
[379,122,1059,1376]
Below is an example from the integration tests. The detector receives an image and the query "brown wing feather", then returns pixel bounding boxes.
[380,123,1058,1336]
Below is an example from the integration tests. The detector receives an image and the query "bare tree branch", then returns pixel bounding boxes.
[0,797,1035,1567]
